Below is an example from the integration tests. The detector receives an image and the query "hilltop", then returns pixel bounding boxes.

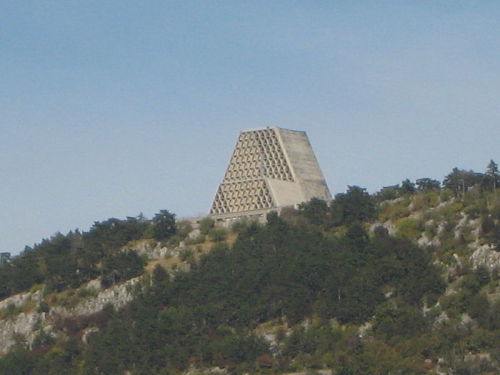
[0,163,499,375]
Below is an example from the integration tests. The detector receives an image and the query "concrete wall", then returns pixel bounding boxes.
[267,178,304,208]
[276,128,332,202]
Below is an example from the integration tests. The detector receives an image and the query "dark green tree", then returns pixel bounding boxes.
[373,302,427,340]
[0,345,35,375]
[101,250,146,287]
[297,197,329,226]
[485,159,499,192]
[330,186,376,225]
[152,210,177,241]
[416,177,441,191]
[400,179,416,194]
[443,168,483,196]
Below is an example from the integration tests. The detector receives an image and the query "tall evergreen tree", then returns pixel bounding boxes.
[485,159,499,192]
[152,210,176,241]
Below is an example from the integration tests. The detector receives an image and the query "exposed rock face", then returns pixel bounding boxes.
[0,277,141,354]
[470,244,500,272]
[188,228,201,240]
[0,289,43,312]
[126,240,178,260]
[51,277,140,317]
[0,310,45,355]
[185,367,227,375]
[0,290,46,354]
[418,233,441,248]
[385,221,397,236]
[0,238,188,355]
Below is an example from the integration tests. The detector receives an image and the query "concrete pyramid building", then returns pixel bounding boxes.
[210,127,331,220]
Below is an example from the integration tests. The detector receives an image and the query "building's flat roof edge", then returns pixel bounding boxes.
[241,126,305,134]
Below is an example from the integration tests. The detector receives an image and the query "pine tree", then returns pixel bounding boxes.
[486,159,499,192]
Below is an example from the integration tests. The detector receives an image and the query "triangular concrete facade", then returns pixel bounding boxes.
[210,127,331,220]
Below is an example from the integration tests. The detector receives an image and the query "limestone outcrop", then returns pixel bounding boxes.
[0,276,141,354]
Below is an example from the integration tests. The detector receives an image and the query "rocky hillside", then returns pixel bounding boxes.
[0,171,499,375]
[0,226,225,355]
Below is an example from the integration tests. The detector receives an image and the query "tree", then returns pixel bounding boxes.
[152,210,176,241]
[485,159,499,192]
[345,222,369,250]
[443,168,482,196]
[416,177,441,191]
[0,345,35,375]
[101,250,146,287]
[298,197,329,226]
[372,302,427,340]
[330,186,376,225]
[400,179,416,194]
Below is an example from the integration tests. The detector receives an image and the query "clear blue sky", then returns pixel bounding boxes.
[1,1,499,254]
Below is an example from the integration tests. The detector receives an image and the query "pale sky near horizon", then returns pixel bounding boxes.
[1,1,499,255]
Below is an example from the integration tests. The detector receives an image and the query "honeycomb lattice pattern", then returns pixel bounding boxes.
[210,179,274,214]
[210,128,294,215]
[223,128,294,182]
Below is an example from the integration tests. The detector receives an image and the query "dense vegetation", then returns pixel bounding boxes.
[0,210,177,299]
[0,215,446,374]
[0,161,499,374]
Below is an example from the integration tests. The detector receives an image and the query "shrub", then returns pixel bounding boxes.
[1,303,22,319]
[440,189,453,202]
[464,204,481,219]
[395,217,422,240]
[185,234,206,245]
[179,248,194,262]
[424,221,438,238]
[433,202,464,222]
[199,217,215,235]
[176,220,193,239]
[38,301,50,313]
[77,288,97,299]
[440,292,468,317]
[231,218,252,233]
[412,191,440,211]
[32,330,55,349]
[379,203,410,222]
[481,216,495,234]
[209,228,227,242]
[491,202,500,220]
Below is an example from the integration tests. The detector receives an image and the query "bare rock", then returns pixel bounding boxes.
[470,244,500,272]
